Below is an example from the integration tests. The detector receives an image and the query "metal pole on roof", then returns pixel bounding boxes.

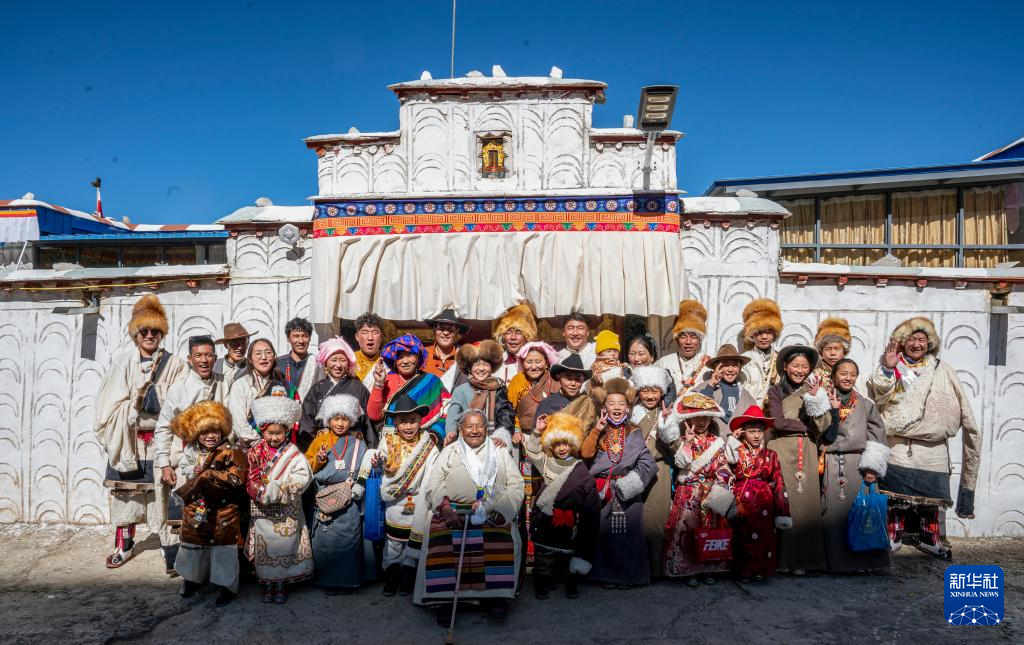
[14,241,28,271]
[450,0,457,79]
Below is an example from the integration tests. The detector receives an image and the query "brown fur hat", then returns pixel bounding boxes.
[456,339,505,374]
[671,299,708,338]
[127,293,169,338]
[171,401,232,444]
[492,303,539,344]
[742,298,783,346]
[815,317,852,352]
[590,376,638,407]
[891,316,940,355]
[540,412,585,456]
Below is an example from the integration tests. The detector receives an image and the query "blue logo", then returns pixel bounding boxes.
[944,565,1003,625]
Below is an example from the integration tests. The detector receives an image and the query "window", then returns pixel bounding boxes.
[778,182,1024,268]
[479,136,508,178]
[122,245,163,267]
[36,246,78,269]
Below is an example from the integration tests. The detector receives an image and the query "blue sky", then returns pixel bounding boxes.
[2,1,1021,224]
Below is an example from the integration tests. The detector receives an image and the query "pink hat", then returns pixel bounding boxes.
[316,336,356,374]
[516,341,559,368]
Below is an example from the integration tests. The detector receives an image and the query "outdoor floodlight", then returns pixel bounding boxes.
[637,85,678,132]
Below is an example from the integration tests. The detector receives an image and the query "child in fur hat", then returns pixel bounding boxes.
[657,392,734,584]
[304,394,371,594]
[245,395,313,603]
[813,317,852,395]
[740,298,785,404]
[444,340,515,449]
[728,405,791,582]
[526,412,600,600]
[172,401,248,606]
[579,377,656,587]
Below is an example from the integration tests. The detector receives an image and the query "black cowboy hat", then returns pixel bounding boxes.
[776,345,820,374]
[549,353,593,380]
[385,393,430,420]
[424,308,470,334]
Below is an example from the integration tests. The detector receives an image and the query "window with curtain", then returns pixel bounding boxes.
[777,198,814,262]
[892,189,957,267]
[963,183,1024,268]
[820,194,886,265]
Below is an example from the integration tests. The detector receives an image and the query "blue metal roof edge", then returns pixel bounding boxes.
[703,158,1024,196]
[39,231,229,242]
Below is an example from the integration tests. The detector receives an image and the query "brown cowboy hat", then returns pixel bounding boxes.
[705,343,751,369]
[216,322,255,345]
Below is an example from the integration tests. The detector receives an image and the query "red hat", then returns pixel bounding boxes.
[729,405,774,432]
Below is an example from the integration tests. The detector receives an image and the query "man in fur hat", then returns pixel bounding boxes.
[740,298,785,404]
[654,299,712,395]
[153,334,226,572]
[94,294,187,569]
[492,303,539,383]
[868,317,981,560]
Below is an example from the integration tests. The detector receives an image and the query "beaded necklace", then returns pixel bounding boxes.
[837,389,858,423]
[605,417,628,464]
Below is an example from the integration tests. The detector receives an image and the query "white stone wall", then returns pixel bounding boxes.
[2,223,1021,534]
[317,94,676,196]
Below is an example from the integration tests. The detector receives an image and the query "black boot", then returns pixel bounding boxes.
[398,565,417,596]
[179,580,201,598]
[534,573,551,600]
[382,564,401,597]
[214,587,236,607]
[564,574,580,599]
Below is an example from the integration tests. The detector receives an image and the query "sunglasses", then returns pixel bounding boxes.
[137,328,162,338]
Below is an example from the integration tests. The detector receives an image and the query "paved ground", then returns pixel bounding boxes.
[0,525,1019,644]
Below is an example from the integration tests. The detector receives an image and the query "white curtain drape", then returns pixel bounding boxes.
[310,231,687,323]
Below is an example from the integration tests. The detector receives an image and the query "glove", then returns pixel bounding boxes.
[955,487,975,519]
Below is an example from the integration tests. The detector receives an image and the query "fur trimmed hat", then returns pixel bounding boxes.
[316,394,363,424]
[171,401,232,444]
[815,317,852,352]
[540,412,584,455]
[891,316,940,355]
[590,376,638,407]
[742,298,783,345]
[492,303,539,344]
[629,365,672,393]
[456,339,505,374]
[251,395,301,429]
[670,391,724,422]
[671,299,708,338]
[127,294,169,338]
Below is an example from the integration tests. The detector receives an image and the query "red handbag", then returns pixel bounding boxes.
[694,527,733,563]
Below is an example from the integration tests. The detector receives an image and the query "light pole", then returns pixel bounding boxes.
[637,85,678,190]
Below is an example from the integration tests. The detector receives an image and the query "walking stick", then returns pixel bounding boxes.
[445,514,471,645]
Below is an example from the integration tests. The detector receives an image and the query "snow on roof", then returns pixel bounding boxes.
[0,263,229,283]
[388,76,606,93]
[1,198,131,230]
[216,204,314,225]
[975,135,1024,162]
[304,130,401,146]
[682,196,790,217]
[590,128,684,140]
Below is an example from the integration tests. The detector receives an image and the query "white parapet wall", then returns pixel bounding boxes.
[1,203,1022,535]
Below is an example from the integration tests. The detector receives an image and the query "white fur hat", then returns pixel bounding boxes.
[630,365,671,393]
[251,395,301,428]
[316,394,363,424]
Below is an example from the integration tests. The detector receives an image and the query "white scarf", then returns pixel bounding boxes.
[457,436,498,492]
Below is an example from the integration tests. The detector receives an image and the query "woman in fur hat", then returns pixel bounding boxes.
[171,401,247,607]
[244,395,313,603]
[525,412,600,600]
[444,340,515,448]
[580,377,656,587]
[765,346,838,574]
[657,392,734,584]
[740,298,785,404]
[304,394,372,594]
[654,299,712,396]
[491,303,540,382]
[227,338,288,448]
[813,317,852,396]
[94,293,187,569]
[867,317,980,560]
[821,359,892,572]
[629,365,675,579]
[299,337,372,451]
[368,334,450,444]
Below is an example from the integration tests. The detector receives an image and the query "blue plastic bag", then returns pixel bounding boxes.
[363,465,386,541]
[846,482,890,552]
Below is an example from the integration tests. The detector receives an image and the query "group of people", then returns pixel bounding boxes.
[94,293,980,620]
